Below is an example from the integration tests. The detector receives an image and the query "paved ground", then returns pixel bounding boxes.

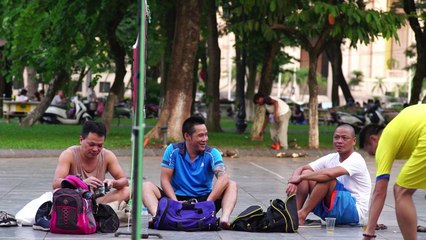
[1,148,426,239]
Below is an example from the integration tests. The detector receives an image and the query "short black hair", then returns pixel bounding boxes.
[358,124,384,149]
[81,121,107,139]
[336,124,356,137]
[253,93,265,104]
[182,116,205,138]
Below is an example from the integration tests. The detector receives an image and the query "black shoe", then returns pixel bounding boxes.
[33,216,50,231]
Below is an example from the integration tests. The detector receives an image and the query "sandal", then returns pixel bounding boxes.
[0,211,17,227]
[375,223,387,230]
[417,225,426,232]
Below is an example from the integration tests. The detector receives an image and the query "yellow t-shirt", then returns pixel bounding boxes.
[375,104,426,188]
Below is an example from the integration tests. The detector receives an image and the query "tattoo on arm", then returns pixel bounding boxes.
[214,166,226,178]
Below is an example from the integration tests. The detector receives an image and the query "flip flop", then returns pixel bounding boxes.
[417,225,426,232]
[299,219,322,228]
[0,211,17,227]
[376,223,387,230]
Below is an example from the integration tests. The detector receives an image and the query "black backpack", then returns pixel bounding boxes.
[263,196,299,233]
[231,194,299,233]
[230,205,266,232]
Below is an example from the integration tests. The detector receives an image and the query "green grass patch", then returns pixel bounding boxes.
[0,120,133,149]
[0,117,335,149]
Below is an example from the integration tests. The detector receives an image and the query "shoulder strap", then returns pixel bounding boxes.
[172,142,213,154]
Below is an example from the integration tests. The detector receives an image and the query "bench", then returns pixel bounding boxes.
[2,101,39,123]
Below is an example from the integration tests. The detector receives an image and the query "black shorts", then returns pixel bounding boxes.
[157,186,222,212]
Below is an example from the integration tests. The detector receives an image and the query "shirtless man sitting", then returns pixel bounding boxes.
[52,121,130,204]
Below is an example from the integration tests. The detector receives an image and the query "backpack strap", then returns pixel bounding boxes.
[61,175,89,190]
[172,142,213,156]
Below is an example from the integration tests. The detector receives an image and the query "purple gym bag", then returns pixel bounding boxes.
[153,197,219,231]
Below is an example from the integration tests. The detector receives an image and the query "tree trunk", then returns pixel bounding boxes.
[194,41,206,115]
[235,43,247,133]
[72,67,89,95]
[250,39,279,140]
[21,70,68,126]
[403,0,426,105]
[308,52,320,149]
[0,48,13,98]
[245,60,257,121]
[145,0,202,142]
[100,0,130,132]
[257,39,280,95]
[325,39,354,107]
[24,67,38,98]
[205,0,222,132]
[160,6,176,104]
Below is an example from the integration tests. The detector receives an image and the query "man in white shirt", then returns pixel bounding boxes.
[16,89,29,102]
[286,124,371,226]
[51,90,67,108]
[253,93,291,150]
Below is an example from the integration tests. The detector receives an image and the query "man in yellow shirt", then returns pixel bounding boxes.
[359,104,426,240]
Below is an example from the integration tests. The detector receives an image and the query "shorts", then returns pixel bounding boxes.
[313,181,359,225]
[157,187,222,212]
[396,128,426,189]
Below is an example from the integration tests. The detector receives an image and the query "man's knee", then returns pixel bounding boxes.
[112,186,130,202]
[225,180,238,194]
[393,184,415,201]
[143,181,161,198]
[143,181,158,192]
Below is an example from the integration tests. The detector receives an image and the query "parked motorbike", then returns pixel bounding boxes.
[94,97,133,118]
[329,106,385,132]
[42,97,92,124]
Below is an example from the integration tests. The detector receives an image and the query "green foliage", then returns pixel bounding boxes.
[0,0,137,92]
[145,79,161,104]
[0,121,133,149]
[372,77,387,95]
[349,70,363,87]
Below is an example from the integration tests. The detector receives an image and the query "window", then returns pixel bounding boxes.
[99,82,110,93]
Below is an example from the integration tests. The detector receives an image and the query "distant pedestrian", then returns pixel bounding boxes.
[16,89,29,102]
[253,93,291,150]
[51,90,67,108]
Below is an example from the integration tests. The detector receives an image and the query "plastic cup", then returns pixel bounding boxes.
[325,217,336,232]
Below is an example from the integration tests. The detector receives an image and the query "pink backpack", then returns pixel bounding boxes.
[50,175,97,234]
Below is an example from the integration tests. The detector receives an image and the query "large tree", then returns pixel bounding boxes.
[0,0,135,128]
[205,0,222,132]
[233,0,403,148]
[402,0,426,104]
[222,1,295,138]
[99,0,134,131]
[0,1,101,126]
[145,0,202,141]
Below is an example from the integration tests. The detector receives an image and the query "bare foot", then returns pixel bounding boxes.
[298,209,307,225]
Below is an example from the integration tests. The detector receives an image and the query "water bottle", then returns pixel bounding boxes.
[141,207,151,237]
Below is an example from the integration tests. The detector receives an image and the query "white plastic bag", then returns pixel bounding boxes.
[15,192,52,226]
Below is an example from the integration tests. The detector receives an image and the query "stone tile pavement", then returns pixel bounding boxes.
[1,148,426,239]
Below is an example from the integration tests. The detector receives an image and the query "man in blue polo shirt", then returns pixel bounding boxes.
[143,116,238,229]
